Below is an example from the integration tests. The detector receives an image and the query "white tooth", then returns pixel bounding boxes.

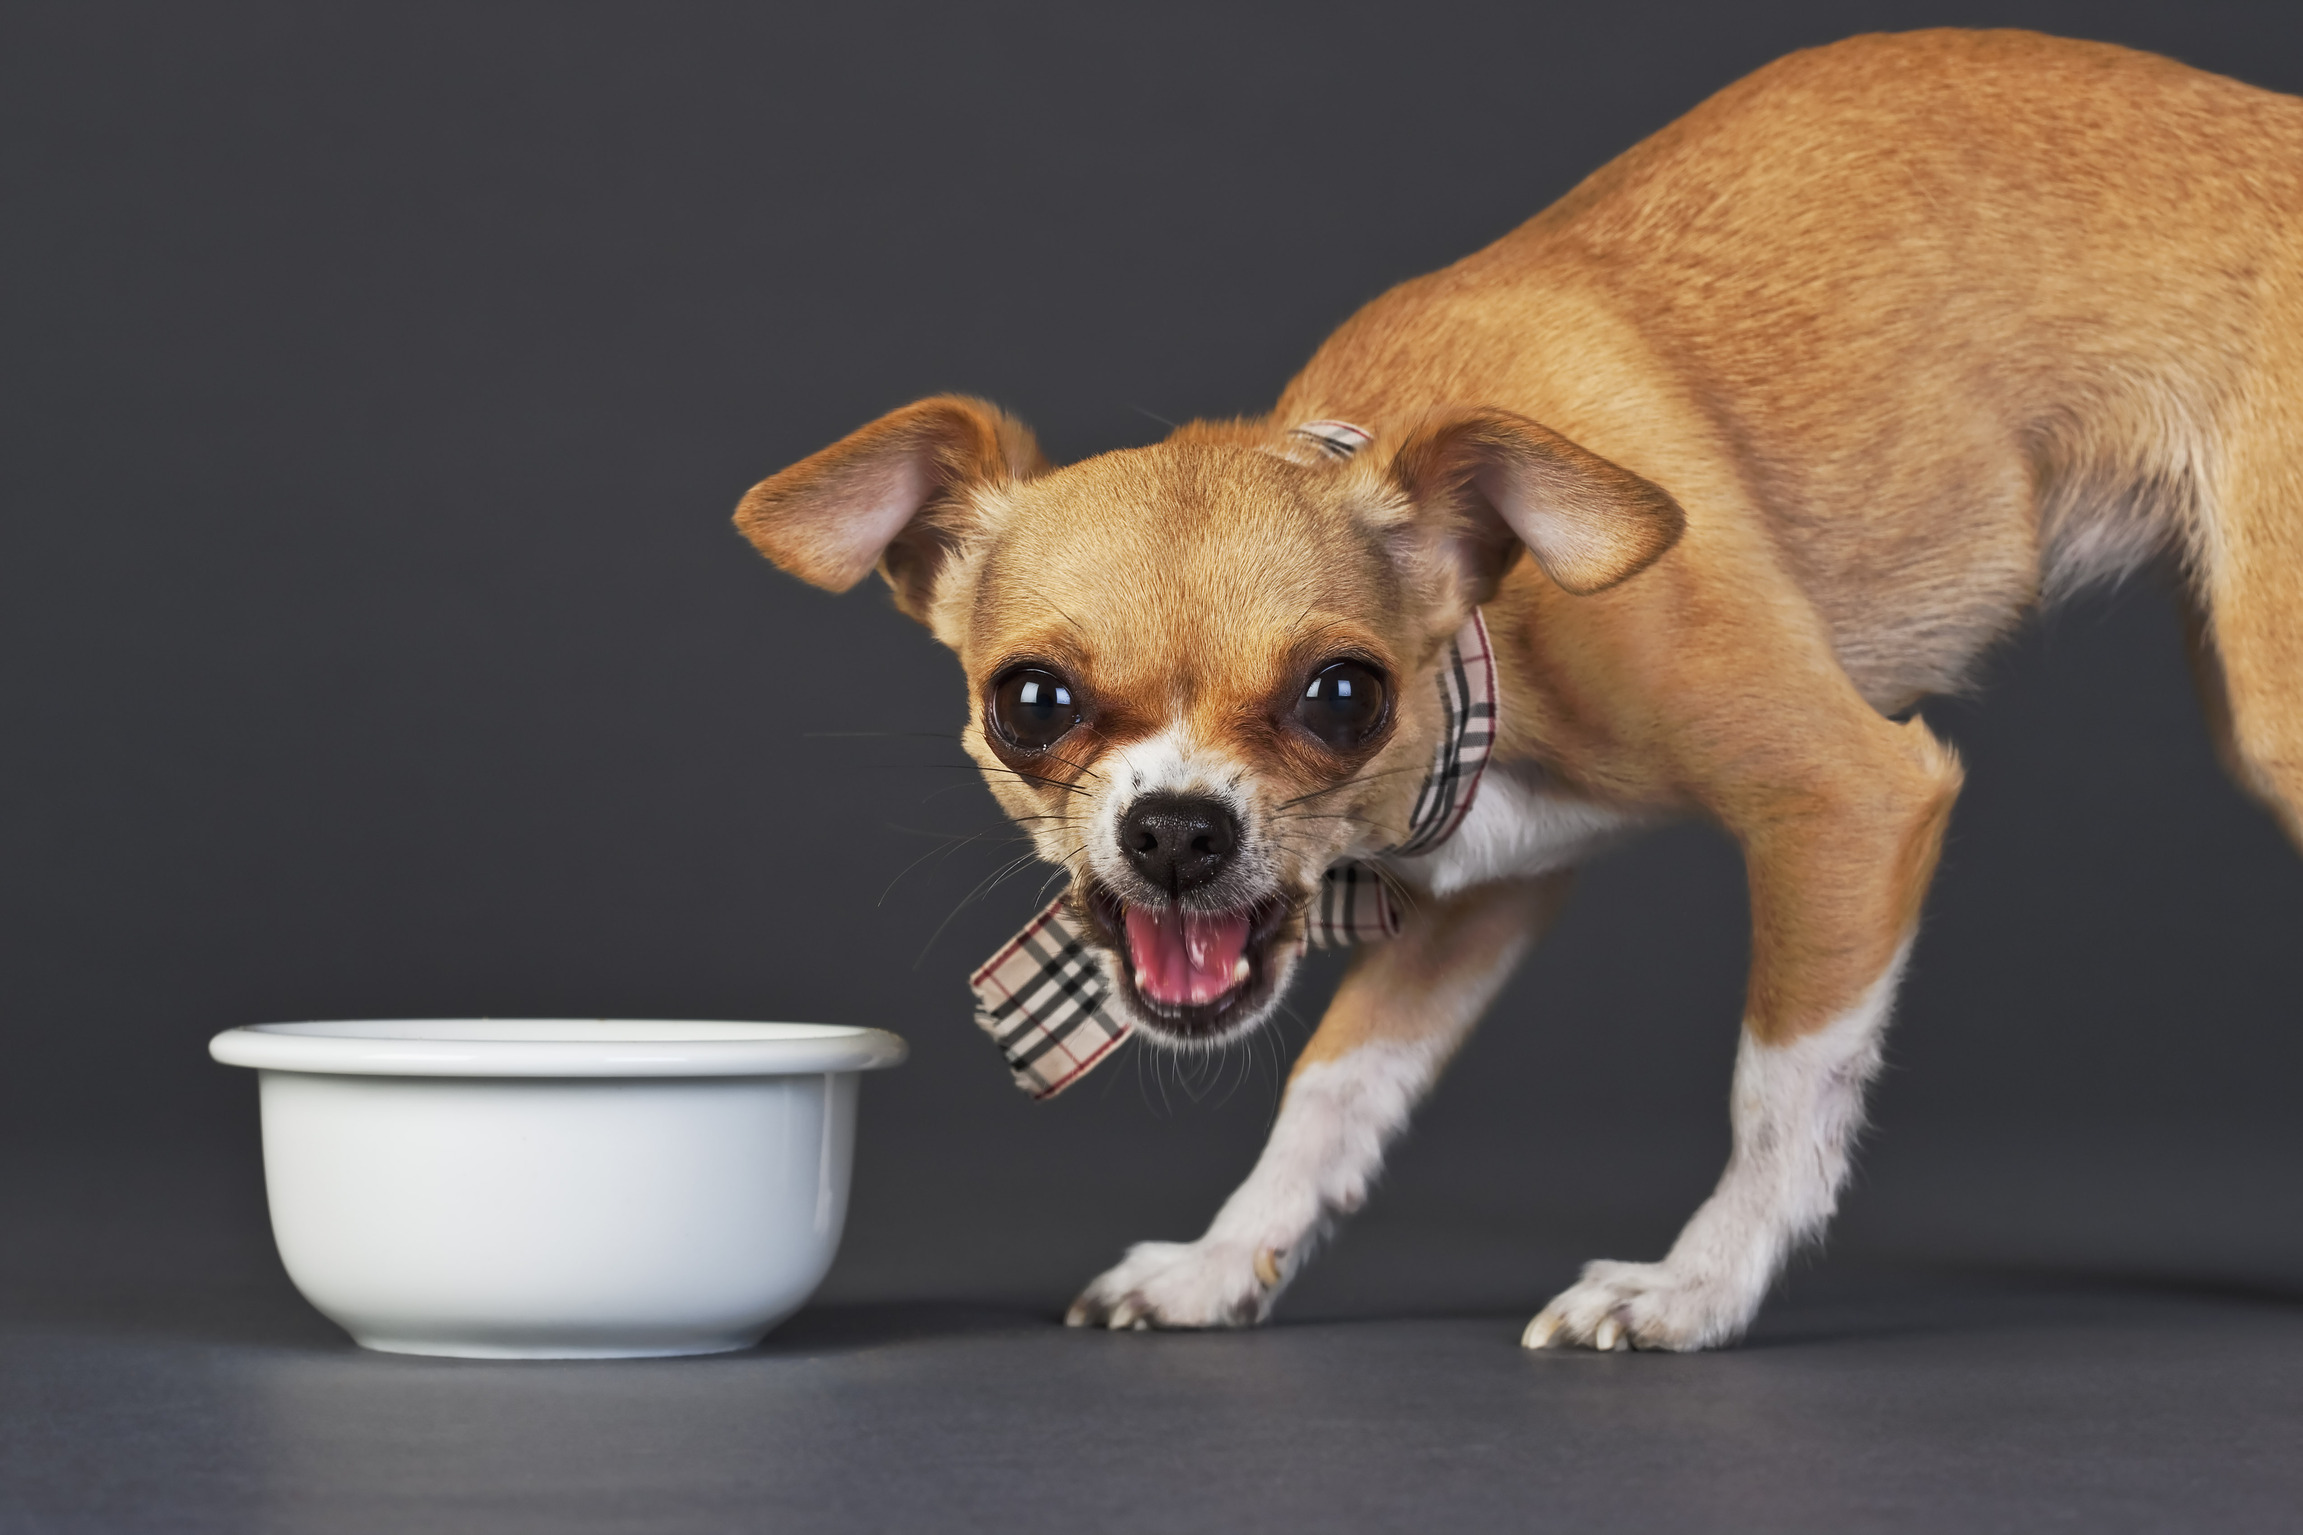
[1231,956,1251,984]
[1135,966,1153,991]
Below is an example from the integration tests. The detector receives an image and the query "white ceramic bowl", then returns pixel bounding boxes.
[209,1020,906,1359]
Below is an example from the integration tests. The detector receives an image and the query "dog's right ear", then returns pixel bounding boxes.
[1390,408,1685,603]
[733,395,1044,626]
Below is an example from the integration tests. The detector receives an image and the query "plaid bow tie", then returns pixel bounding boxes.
[969,605,1498,1099]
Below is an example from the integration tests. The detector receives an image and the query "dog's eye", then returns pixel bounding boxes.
[990,668,1081,751]
[1297,660,1388,749]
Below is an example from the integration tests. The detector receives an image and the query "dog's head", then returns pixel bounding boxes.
[735,396,1680,1046]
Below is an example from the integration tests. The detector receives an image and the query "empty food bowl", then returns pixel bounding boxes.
[209,1019,906,1359]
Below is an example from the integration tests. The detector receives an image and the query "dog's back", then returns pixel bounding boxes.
[1281,30,2303,721]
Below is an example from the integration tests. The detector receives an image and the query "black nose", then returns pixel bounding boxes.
[1118,794,1240,895]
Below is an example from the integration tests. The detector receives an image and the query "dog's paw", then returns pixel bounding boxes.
[1520,1259,1756,1353]
[1064,1239,1286,1331]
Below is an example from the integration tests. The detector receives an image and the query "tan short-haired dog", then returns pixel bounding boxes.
[734,29,2303,1350]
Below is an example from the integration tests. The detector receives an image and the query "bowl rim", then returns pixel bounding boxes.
[209,1019,908,1079]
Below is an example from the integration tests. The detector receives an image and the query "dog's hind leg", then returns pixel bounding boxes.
[1528,706,1962,1352]
[1066,874,1568,1330]
[2184,600,2303,852]
[2186,363,2303,851]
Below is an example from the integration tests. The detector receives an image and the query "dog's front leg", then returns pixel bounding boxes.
[1068,874,1566,1330]
[1528,716,1963,1352]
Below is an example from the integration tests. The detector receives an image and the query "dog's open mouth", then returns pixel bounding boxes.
[1082,884,1293,1039]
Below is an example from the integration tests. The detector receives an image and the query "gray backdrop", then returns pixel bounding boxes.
[6,0,2301,1325]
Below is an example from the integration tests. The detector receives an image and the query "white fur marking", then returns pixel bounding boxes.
[1396,764,1643,898]
[1087,726,1267,899]
[1067,1039,1444,1328]
[1527,938,1912,1351]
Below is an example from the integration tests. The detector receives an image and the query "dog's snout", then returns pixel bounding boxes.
[1119,794,1239,895]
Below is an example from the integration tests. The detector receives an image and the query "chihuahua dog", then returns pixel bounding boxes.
[732,30,2303,1350]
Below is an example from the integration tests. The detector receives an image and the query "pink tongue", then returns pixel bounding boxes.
[1123,904,1252,1007]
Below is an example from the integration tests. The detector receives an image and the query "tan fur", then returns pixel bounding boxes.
[733,29,2303,1345]
[1293,874,1571,1072]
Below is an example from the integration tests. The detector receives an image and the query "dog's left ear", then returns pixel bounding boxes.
[1391,408,1686,601]
[733,395,1044,626]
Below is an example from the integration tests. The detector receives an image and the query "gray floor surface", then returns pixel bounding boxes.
[11,1284,2303,1535]
[7,1133,2303,1534]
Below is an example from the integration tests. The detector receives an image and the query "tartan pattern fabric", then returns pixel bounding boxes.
[1304,860,1402,947]
[1285,419,1375,462]
[1392,607,1497,855]
[969,900,1132,1101]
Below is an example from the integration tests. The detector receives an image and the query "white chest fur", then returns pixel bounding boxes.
[1390,764,1644,898]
